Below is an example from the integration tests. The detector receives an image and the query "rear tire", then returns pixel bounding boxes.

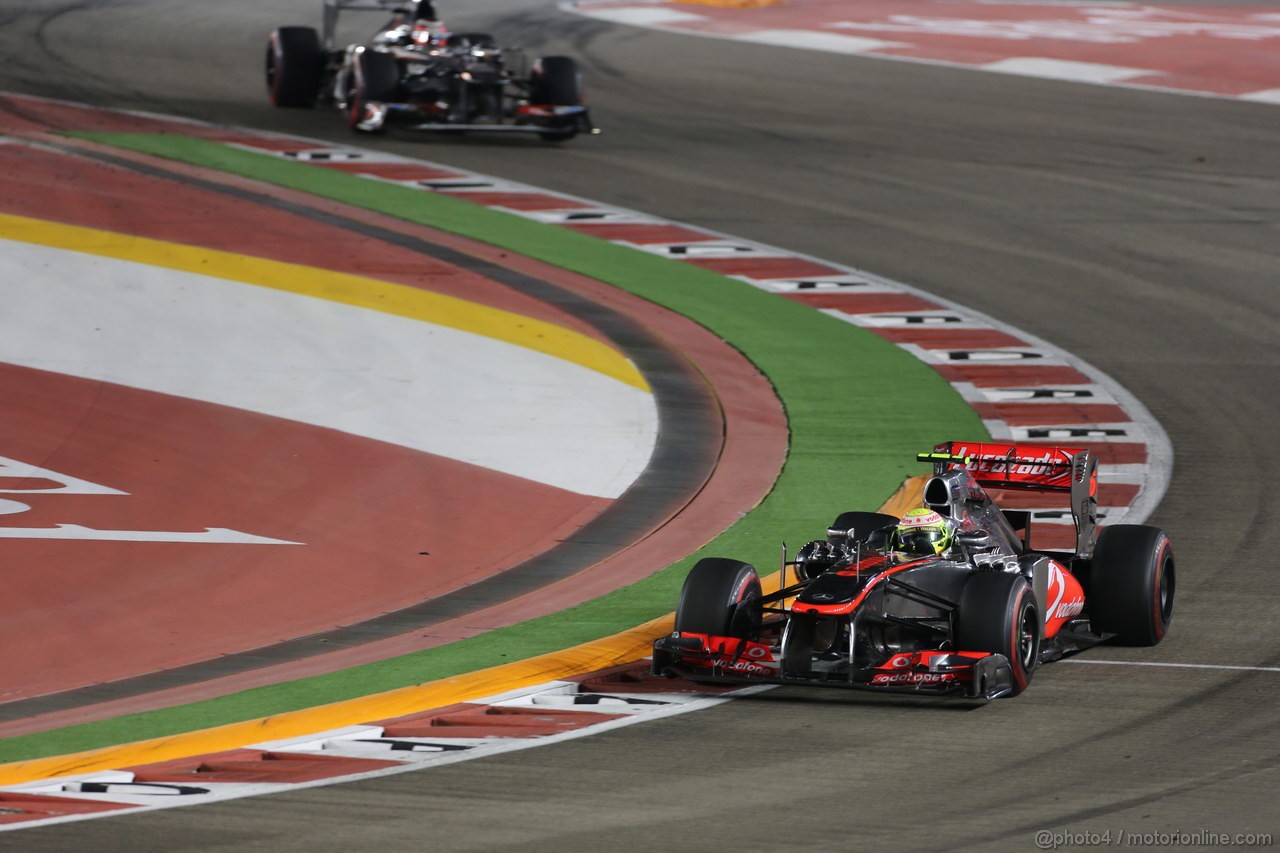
[1090,525,1174,646]
[267,26,323,108]
[674,558,761,640]
[346,48,400,132]
[955,572,1040,695]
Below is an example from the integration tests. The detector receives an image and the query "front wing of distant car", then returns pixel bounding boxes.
[651,633,1017,700]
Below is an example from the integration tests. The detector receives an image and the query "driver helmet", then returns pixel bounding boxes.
[411,20,448,46]
[892,508,955,558]
[411,0,447,46]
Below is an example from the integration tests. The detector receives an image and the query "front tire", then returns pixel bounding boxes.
[674,558,761,640]
[1090,525,1175,646]
[529,56,583,142]
[346,48,400,132]
[956,572,1040,695]
[267,26,323,108]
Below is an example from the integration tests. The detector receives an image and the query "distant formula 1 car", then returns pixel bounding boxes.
[652,441,1175,700]
[266,0,598,141]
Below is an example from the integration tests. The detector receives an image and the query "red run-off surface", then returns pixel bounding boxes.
[0,127,613,702]
[0,94,789,733]
[572,0,1280,102]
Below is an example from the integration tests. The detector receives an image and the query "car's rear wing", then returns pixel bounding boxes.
[921,441,1099,556]
[323,0,434,50]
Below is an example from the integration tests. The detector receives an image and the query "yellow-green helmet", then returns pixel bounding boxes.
[893,508,955,557]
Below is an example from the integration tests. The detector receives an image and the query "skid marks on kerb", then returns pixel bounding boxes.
[0,666,752,831]
[220,136,1167,544]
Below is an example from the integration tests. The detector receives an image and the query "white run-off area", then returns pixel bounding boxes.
[0,238,657,499]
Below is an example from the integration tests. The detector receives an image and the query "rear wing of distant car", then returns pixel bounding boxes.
[921,441,1099,556]
[322,0,431,50]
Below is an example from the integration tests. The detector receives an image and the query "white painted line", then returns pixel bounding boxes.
[1240,88,1280,104]
[0,525,300,545]
[759,275,893,292]
[980,57,1151,84]
[737,30,905,54]
[972,386,1113,404]
[0,455,128,495]
[1062,659,1280,674]
[515,209,659,225]
[577,6,707,26]
[630,241,778,258]
[848,312,971,328]
[1097,463,1153,481]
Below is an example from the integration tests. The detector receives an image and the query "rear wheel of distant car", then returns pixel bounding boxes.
[674,558,762,640]
[956,572,1040,695]
[528,56,583,142]
[267,26,324,108]
[346,48,401,132]
[1089,525,1174,646]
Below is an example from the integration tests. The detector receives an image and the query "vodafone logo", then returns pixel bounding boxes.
[1053,598,1085,620]
[711,659,772,677]
[952,445,1070,481]
[1045,562,1084,622]
[871,672,956,685]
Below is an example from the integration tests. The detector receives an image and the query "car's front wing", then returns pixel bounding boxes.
[651,632,1016,700]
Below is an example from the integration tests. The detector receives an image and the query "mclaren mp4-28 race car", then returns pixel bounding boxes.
[652,441,1176,700]
[266,0,597,141]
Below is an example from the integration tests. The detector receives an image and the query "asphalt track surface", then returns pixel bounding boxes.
[2,0,1278,850]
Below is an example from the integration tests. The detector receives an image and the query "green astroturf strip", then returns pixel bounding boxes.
[0,133,987,762]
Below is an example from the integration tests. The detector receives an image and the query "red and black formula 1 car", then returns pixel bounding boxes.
[651,441,1175,699]
[266,0,597,141]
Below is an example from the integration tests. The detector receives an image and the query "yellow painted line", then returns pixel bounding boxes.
[0,479,926,786]
[0,616,671,786]
[0,211,649,392]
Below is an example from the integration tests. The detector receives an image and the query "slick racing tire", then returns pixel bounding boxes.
[267,26,323,108]
[346,48,400,132]
[674,558,762,640]
[1089,525,1175,646]
[529,56,583,142]
[956,572,1040,696]
[829,511,898,547]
